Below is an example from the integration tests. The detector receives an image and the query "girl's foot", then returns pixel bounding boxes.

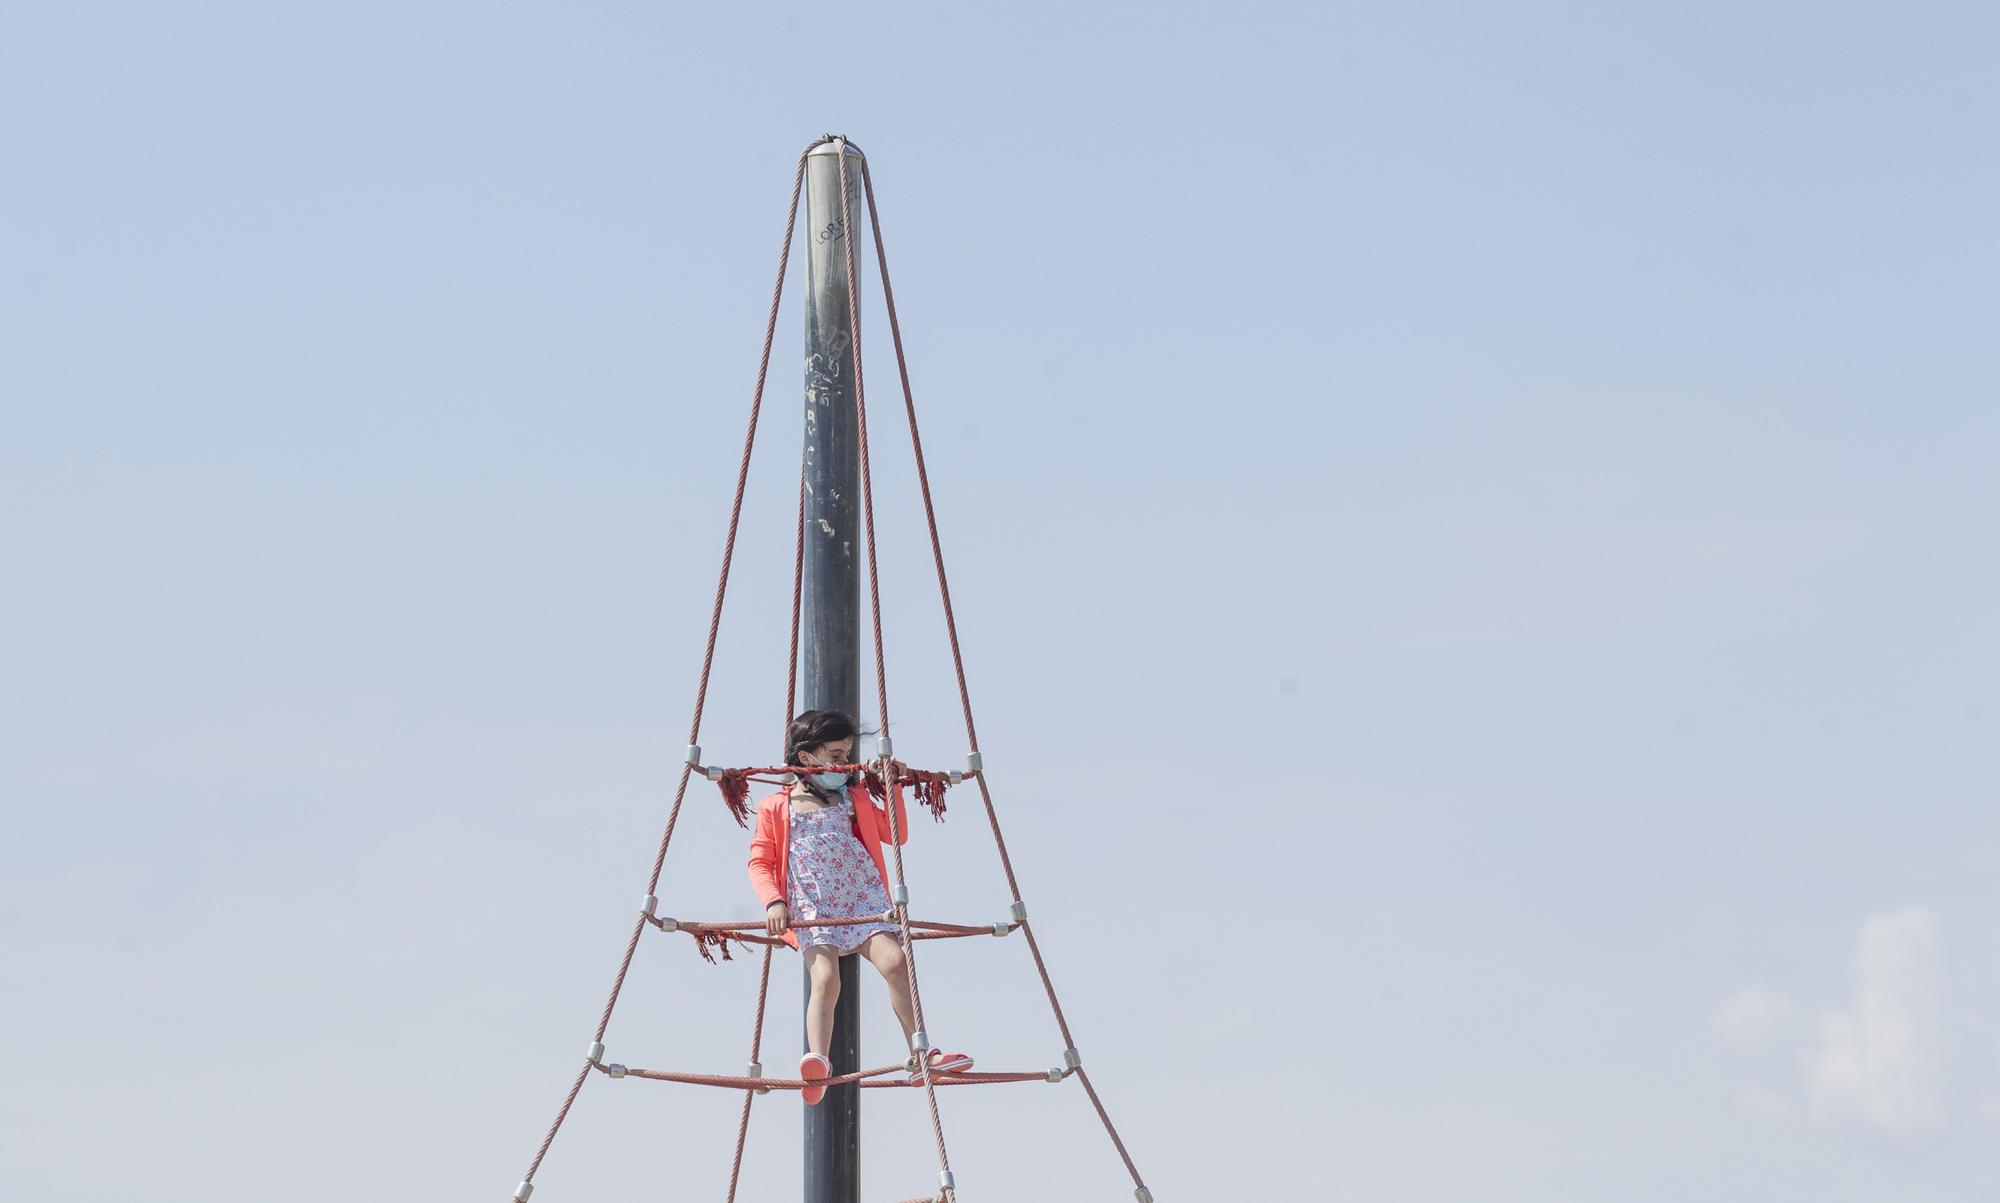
[799,1052,830,1105]
[906,1048,974,1082]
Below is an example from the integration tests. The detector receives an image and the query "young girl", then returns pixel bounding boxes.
[746,708,974,1103]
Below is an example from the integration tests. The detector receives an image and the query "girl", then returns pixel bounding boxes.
[746,708,974,1103]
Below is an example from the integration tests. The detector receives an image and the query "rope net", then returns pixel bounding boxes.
[509,135,1150,1203]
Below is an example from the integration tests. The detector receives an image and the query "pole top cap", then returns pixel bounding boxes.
[808,138,865,160]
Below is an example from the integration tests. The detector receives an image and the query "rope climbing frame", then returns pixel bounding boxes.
[509,135,1153,1203]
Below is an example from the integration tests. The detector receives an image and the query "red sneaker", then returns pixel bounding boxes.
[799,1052,830,1105]
[908,1048,974,1082]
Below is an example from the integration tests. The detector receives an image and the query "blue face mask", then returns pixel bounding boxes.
[811,770,848,791]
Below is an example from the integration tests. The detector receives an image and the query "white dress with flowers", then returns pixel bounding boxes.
[787,792,899,954]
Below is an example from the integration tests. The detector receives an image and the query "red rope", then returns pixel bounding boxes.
[786,444,807,725]
[615,1064,1065,1090]
[716,768,752,825]
[671,916,1004,934]
[863,766,953,821]
[665,927,1003,952]
[723,942,776,1203]
[858,151,1148,1197]
[705,761,960,776]
[835,139,958,1193]
[707,761,960,826]
[514,134,824,1194]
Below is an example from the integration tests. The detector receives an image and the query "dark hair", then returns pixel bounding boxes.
[784,709,861,765]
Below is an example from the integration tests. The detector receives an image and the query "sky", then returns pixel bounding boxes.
[2,2,1997,1200]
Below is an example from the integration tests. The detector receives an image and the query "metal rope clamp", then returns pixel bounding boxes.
[513,1182,535,1201]
[747,1061,768,1095]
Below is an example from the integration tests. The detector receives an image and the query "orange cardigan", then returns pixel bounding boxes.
[746,779,911,950]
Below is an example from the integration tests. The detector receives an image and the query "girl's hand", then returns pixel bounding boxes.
[765,902,790,936]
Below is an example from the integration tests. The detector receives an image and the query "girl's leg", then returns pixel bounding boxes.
[859,932,919,1048]
[803,945,841,1058]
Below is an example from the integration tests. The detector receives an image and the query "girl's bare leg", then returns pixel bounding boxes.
[803,945,841,1058]
[860,932,919,1049]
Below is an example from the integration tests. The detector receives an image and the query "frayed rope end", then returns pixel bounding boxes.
[717,769,751,827]
[863,766,952,822]
[692,928,737,964]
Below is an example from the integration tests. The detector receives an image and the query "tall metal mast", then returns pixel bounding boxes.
[799,137,865,1203]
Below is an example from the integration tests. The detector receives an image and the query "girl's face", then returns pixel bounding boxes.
[800,737,854,767]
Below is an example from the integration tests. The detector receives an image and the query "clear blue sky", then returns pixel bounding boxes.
[3,3,1996,1200]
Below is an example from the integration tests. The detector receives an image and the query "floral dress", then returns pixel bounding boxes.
[787,790,899,954]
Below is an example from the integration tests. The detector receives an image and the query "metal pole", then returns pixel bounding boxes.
[800,137,864,1203]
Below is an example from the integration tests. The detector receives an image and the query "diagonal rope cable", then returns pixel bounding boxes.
[513,135,827,1196]
[834,141,895,749]
[857,153,1149,1196]
[724,941,778,1203]
[833,137,957,1197]
[786,438,807,723]
[855,158,981,755]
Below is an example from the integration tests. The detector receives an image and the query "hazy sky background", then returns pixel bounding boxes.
[4,3,1997,1200]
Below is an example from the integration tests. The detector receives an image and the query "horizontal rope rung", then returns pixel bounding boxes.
[599,1062,1072,1091]
[662,916,1013,935]
[704,762,975,779]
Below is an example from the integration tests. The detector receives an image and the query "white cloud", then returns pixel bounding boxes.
[1807,906,1943,1131]
[1716,906,1949,1134]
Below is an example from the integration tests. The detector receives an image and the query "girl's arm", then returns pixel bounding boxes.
[871,774,912,847]
[747,806,784,908]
